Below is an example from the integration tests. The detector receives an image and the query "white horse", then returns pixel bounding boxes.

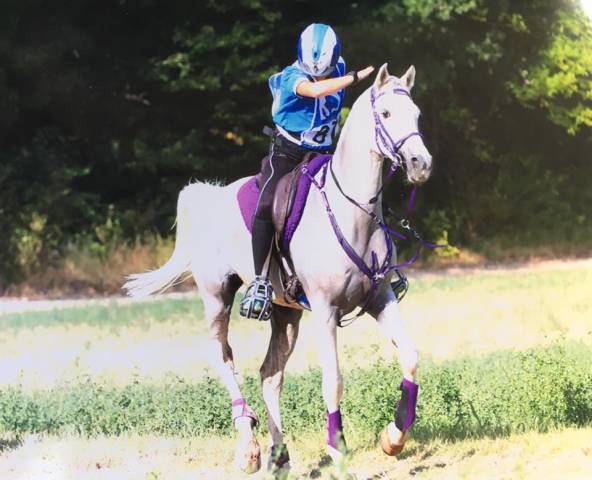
[124,63,432,474]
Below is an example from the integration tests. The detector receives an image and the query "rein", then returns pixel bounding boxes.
[302,86,444,326]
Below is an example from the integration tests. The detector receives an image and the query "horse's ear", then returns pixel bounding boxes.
[402,65,416,90]
[373,63,390,89]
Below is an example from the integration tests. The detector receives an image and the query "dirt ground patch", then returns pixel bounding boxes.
[1,427,591,479]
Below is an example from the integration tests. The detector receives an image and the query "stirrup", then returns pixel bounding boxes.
[240,276,274,321]
[390,269,409,303]
[296,292,311,311]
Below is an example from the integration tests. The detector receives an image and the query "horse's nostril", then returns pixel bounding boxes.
[411,156,419,164]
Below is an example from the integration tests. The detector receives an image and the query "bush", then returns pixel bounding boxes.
[0,342,590,440]
[6,234,176,297]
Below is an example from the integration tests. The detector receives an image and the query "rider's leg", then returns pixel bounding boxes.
[241,135,307,320]
[251,138,279,279]
[241,146,285,320]
[252,137,305,275]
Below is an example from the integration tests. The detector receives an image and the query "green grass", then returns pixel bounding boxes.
[1,260,590,392]
[2,260,590,331]
[0,296,205,331]
[411,261,590,292]
[1,342,590,441]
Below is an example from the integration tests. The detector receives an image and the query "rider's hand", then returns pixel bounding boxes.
[357,66,375,81]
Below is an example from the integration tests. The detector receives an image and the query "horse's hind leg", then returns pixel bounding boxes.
[259,304,302,472]
[199,272,261,474]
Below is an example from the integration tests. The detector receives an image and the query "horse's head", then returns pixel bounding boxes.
[370,63,432,185]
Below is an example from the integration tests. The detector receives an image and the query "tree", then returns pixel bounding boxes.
[1,0,590,286]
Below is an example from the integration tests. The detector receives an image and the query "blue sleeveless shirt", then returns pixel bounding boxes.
[268,58,346,150]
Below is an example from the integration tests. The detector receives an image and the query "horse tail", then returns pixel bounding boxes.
[123,182,201,298]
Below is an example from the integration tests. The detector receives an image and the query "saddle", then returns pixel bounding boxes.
[269,152,314,248]
[237,153,332,307]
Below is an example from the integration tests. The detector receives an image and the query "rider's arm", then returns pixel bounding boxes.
[296,66,375,98]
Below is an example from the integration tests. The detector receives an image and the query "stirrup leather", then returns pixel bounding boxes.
[240,276,274,320]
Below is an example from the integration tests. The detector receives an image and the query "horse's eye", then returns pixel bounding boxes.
[381,110,391,119]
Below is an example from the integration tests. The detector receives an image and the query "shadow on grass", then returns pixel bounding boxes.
[308,454,332,479]
[0,436,22,453]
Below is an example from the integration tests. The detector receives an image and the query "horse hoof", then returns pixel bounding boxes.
[327,443,346,464]
[235,437,261,474]
[380,422,406,456]
[267,443,290,474]
[268,462,290,480]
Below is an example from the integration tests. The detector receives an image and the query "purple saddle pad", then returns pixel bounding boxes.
[237,154,331,250]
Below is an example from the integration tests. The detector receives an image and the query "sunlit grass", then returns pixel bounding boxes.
[0,296,204,331]
[0,260,590,389]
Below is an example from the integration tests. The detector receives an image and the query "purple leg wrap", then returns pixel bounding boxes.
[232,398,259,427]
[326,409,345,449]
[395,378,419,432]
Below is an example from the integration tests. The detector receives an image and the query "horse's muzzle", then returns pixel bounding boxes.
[406,154,432,184]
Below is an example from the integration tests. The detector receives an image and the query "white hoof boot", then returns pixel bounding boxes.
[234,416,261,474]
[235,435,261,474]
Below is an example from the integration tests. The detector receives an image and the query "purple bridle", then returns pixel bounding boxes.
[371,86,423,168]
[303,85,443,325]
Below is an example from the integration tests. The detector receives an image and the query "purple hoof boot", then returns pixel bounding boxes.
[395,378,419,433]
[268,443,290,472]
[327,409,347,453]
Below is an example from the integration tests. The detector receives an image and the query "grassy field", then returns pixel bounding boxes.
[1,259,590,389]
[0,259,591,478]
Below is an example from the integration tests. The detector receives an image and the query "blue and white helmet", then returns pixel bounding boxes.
[297,23,341,77]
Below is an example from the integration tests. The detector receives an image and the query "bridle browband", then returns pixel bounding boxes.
[302,85,443,326]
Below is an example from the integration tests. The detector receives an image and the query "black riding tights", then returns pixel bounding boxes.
[252,135,309,276]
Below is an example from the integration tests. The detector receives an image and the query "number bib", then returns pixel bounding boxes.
[301,92,342,149]
[302,121,337,147]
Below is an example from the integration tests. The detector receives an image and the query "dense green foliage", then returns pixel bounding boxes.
[1,342,590,440]
[1,1,591,285]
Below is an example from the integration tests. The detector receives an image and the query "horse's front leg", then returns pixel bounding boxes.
[370,288,419,456]
[259,304,302,474]
[310,302,346,463]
